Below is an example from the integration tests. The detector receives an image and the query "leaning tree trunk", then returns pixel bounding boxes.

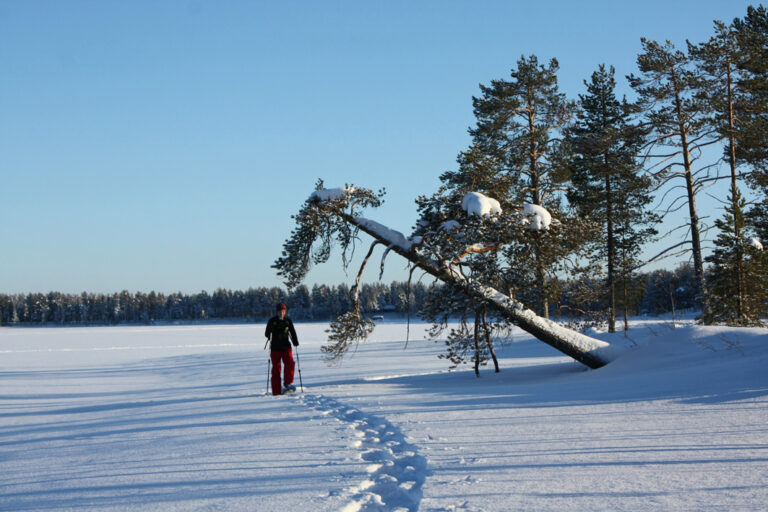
[329,207,612,369]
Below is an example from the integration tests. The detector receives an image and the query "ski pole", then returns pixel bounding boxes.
[295,345,304,393]
[265,336,271,394]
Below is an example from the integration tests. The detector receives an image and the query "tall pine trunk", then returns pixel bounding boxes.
[725,60,744,319]
[605,161,616,333]
[528,110,549,320]
[673,86,710,320]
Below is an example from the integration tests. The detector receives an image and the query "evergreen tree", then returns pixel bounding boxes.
[691,14,768,325]
[705,187,767,325]
[289,284,312,318]
[639,262,699,315]
[690,20,744,203]
[12,297,20,324]
[311,284,332,320]
[690,19,751,311]
[566,64,658,332]
[408,56,599,369]
[410,143,510,373]
[469,55,574,318]
[733,5,768,179]
[733,6,768,276]
[628,38,717,320]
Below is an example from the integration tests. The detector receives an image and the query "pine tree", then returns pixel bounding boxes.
[566,64,658,332]
[628,38,717,321]
[733,5,768,179]
[691,13,768,325]
[705,187,767,325]
[733,6,768,283]
[411,56,583,371]
[469,55,574,318]
[690,20,744,216]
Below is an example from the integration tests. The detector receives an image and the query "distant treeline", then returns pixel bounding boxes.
[0,282,432,325]
[1,263,700,326]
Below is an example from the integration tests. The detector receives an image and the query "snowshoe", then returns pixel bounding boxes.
[282,384,297,394]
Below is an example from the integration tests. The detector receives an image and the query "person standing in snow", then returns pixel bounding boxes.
[265,302,299,395]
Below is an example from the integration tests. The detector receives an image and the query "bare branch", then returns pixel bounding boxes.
[455,242,504,262]
[633,240,692,270]
[351,241,382,310]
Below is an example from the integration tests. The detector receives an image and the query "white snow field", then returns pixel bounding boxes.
[1,318,767,511]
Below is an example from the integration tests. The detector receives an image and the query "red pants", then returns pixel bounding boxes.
[271,349,295,395]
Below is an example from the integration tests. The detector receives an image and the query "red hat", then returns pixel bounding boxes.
[276,302,288,311]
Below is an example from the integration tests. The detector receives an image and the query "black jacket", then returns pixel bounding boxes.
[265,316,298,351]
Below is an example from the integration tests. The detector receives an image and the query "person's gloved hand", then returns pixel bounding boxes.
[293,341,299,347]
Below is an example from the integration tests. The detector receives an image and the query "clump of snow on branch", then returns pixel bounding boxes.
[522,203,552,231]
[308,186,355,203]
[440,220,461,232]
[462,192,502,217]
[750,237,763,251]
[354,216,415,251]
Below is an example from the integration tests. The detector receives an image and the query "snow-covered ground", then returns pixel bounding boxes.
[1,317,766,511]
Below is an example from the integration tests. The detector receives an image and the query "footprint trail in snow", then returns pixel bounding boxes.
[302,394,427,512]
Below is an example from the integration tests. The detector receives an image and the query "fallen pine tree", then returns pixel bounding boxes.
[273,183,612,369]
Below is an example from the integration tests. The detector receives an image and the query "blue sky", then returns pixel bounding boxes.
[0,1,756,294]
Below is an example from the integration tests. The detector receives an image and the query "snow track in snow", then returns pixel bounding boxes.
[301,394,427,512]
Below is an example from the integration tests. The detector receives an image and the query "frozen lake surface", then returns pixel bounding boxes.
[1,319,767,511]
